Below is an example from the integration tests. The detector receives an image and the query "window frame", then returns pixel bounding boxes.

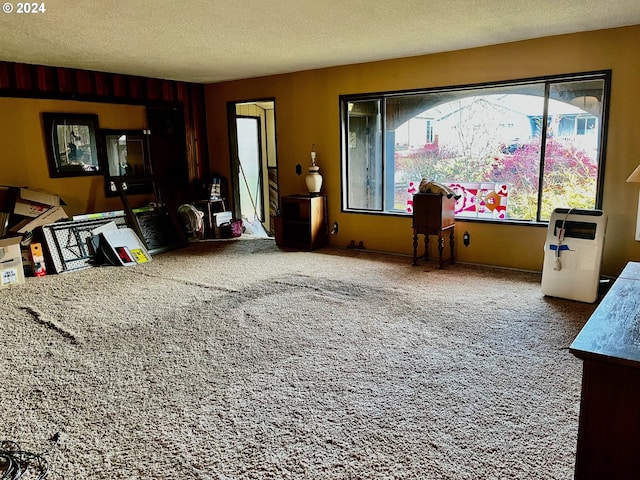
[339,70,611,225]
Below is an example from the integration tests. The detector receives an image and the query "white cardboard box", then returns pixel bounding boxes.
[0,237,25,288]
[10,205,69,234]
[19,188,60,207]
[213,211,233,238]
[214,211,233,227]
[13,188,62,218]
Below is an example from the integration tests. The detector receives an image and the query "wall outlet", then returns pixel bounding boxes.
[463,231,470,246]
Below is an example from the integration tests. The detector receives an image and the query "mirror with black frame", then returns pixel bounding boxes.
[101,129,152,196]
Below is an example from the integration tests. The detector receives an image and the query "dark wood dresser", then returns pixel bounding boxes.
[569,261,640,479]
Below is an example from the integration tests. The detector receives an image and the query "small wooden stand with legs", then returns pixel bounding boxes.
[412,193,455,269]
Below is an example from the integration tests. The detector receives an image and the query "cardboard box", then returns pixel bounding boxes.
[13,188,61,218]
[0,237,25,288]
[213,211,233,238]
[14,200,49,218]
[9,206,69,234]
[19,188,60,207]
[214,211,233,227]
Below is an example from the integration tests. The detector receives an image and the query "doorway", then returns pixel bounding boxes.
[236,116,263,222]
[228,100,278,236]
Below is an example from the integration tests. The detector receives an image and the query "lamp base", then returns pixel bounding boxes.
[305,166,323,196]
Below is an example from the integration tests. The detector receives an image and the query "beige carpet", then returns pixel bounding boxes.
[0,238,596,479]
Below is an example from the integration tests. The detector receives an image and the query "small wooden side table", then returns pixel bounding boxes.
[412,193,456,269]
[277,194,327,250]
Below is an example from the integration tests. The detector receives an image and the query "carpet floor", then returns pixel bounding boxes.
[0,238,596,479]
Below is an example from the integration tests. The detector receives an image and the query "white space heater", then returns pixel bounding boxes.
[541,208,607,303]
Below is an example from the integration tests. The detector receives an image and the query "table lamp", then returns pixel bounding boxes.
[626,164,640,240]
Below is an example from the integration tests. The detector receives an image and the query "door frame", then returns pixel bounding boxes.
[227,99,278,234]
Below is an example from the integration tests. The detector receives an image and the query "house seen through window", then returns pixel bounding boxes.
[341,71,610,222]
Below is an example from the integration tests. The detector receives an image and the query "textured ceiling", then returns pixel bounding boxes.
[0,0,639,84]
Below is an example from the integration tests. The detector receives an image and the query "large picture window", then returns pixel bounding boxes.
[341,71,610,222]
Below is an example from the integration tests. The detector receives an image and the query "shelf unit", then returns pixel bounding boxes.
[276,194,327,250]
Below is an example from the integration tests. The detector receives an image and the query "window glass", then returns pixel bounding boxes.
[345,99,383,210]
[539,79,605,220]
[341,72,608,222]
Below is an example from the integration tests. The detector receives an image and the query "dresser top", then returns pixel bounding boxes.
[570,262,640,367]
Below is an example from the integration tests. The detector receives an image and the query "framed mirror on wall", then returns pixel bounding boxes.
[101,129,152,196]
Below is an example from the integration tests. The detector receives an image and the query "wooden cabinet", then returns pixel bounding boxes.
[146,106,190,210]
[569,261,640,479]
[412,193,455,269]
[276,195,327,250]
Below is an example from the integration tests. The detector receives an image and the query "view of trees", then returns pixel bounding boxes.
[393,97,599,221]
[395,137,598,220]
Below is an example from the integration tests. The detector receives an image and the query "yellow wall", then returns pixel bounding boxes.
[205,26,640,276]
[0,97,146,216]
